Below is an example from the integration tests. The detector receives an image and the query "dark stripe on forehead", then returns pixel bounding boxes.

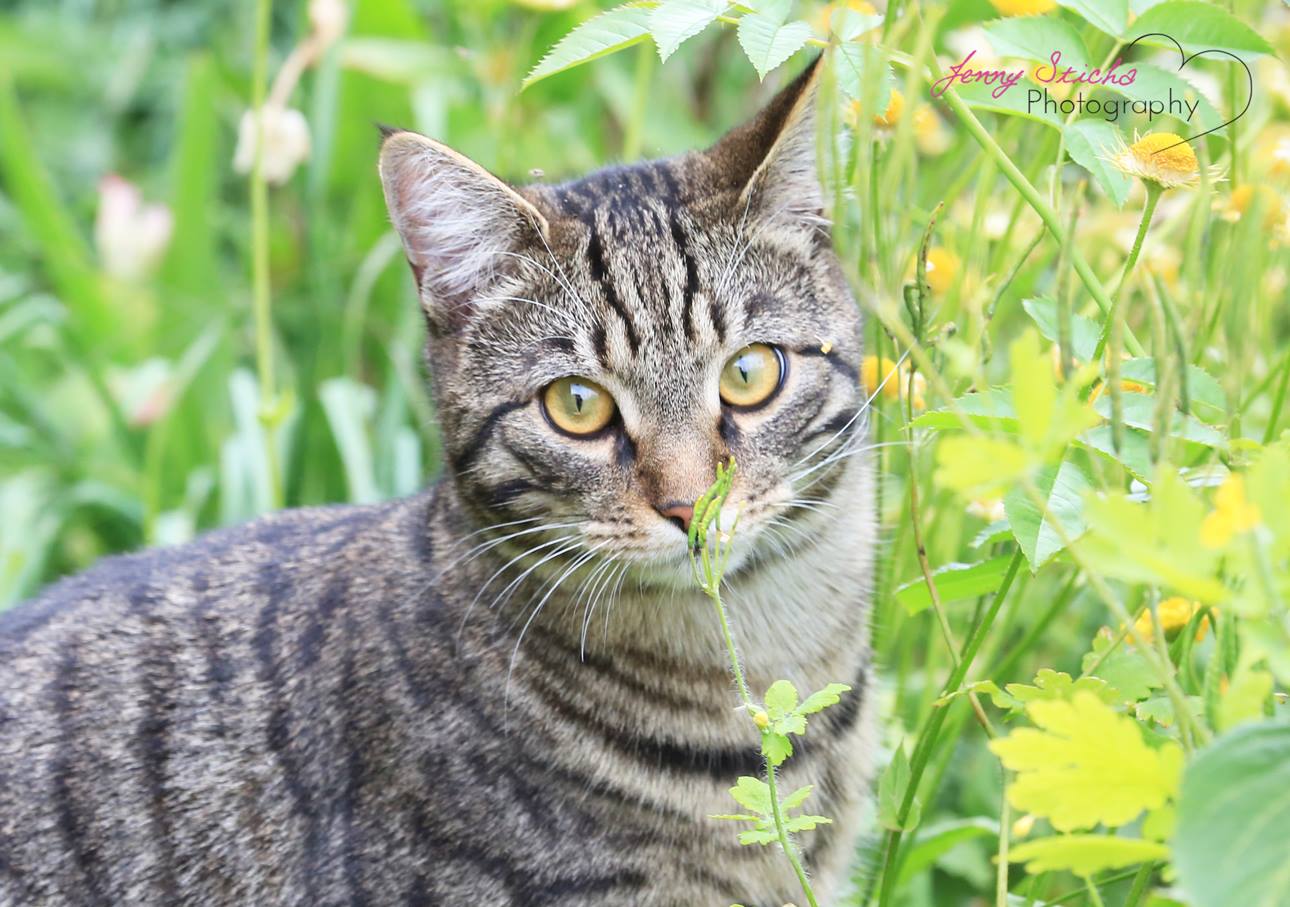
[453,398,527,472]
[669,211,699,342]
[586,227,641,355]
[794,345,860,382]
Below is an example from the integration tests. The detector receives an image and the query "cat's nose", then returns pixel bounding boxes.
[654,501,694,534]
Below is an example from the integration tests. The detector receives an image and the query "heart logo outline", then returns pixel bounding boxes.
[1122,32,1254,155]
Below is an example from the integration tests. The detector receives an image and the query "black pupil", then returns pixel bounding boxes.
[571,384,589,413]
[737,354,756,384]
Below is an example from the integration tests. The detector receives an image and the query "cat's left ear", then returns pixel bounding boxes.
[707,57,825,229]
[378,129,551,332]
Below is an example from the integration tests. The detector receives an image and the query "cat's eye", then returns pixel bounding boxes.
[719,343,785,410]
[542,376,617,437]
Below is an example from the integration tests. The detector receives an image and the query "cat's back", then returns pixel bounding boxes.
[0,493,442,905]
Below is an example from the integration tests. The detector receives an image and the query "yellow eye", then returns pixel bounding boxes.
[542,377,616,437]
[719,344,784,409]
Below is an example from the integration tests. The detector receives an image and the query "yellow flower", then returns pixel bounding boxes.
[852,89,905,129]
[1133,597,1212,643]
[912,104,950,155]
[817,0,878,34]
[1087,379,1150,403]
[967,496,1006,523]
[1200,473,1262,549]
[1110,132,1206,191]
[1011,813,1037,839]
[1218,184,1284,227]
[752,710,769,729]
[924,247,960,295]
[860,356,926,409]
[988,0,1056,14]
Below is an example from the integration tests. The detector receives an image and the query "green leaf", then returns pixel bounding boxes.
[1005,458,1093,571]
[1065,120,1131,207]
[781,784,814,810]
[738,827,779,845]
[1005,669,1121,709]
[523,4,655,89]
[954,77,1064,129]
[1057,0,1127,37]
[763,679,799,717]
[1174,720,1290,907]
[878,745,922,831]
[782,814,832,834]
[1092,393,1225,448]
[1129,1,1273,56]
[736,1,812,80]
[1120,358,1227,424]
[990,691,1184,831]
[835,41,894,111]
[729,775,772,814]
[1080,424,1154,481]
[798,683,851,715]
[648,0,726,62]
[1109,61,1221,131]
[1082,633,1163,703]
[1022,298,1101,364]
[896,817,999,887]
[895,556,1016,614]
[984,16,1092,71]
[761,731,793,767]
[914,386,1017,432]
[1009,834,1168,877]
[935,436,1030,495]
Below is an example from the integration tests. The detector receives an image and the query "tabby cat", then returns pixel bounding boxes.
[0,61,876,906]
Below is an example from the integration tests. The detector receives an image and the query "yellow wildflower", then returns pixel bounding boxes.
[967,497,1006,523]
[989,0,1056,14]
[1087,379,1150,403]
[924,247,960,295]
[872,89,905,128]
[817,0,878,34]
[1110,132,1208,191]
[1133,597,1212,643]
[752,710,769,729]
[1200,473,1262,549]
[1011,813,1037,839]
[860,356,926,409]
[1218,184,1284,228]
[912,104,950,155]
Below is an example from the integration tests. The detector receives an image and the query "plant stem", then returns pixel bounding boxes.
[764,758,820,907]
[250,0,283,509]
[875,549,1024,905]
[1085,877,1107,907]
[1122,862,1154,907]
[1095,183,1162,362]
[922,70,1145,357]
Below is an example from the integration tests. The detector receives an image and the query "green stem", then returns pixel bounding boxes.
[765,758,820,907]
[1122,862,1155,907]
[1095,184,1162,362]
[250,0,283,509]
[1085,877,1107,907]
[927,74,1145,356]
[622,44,653,161]
[875,550,1024,905]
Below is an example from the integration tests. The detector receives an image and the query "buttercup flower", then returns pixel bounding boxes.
[1133,597,1212,643]
[924,247,959,295]
[988,0,1056,15]
[1110,132,1210,191]
[95,175,173,281]
[1200,473,1262,548]
[234,106,311,185]
[861,356,926,409]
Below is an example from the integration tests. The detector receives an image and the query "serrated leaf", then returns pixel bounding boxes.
[798,683,851,715]
[1057,0,1127,37]
[1092,394,1226,448]
[1008,834,1168,877]
[1175,720,1290,907]
[736,7,811,80]
[729,775,772,814]
[764,679,798,717]
[1065,120,1131,207]
[523,4,655,89]
[648,0,726,62]
[781,785,814,811]
[1120,358,1226,424]
[783,814,832,833]
[1082,634,1163,703]
[836,41,894,112]
[990,691,1183,831]
[895,556,1015,614]
[1021,298,1101,364]
[935,436,1030,495]
[1005,457,1093,571]
[1005,669,1120,708]
[762,731,793,767]
[1129,1,1273,56]
[914,386,1017,432]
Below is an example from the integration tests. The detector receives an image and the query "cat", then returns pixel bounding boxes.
[0,60,876,906]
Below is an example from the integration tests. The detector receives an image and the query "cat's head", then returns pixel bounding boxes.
[379,62,866,587]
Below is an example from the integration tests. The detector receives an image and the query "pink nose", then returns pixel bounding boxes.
[654,502,694,534]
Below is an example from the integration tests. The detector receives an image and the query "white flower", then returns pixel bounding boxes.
[233,106,311,185]
[94,175,173,281]
[309,0,348,49]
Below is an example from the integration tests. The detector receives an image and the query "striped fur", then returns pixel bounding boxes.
[0,62,876,906]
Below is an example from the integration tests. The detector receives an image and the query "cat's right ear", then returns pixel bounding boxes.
[378,130,550,331]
